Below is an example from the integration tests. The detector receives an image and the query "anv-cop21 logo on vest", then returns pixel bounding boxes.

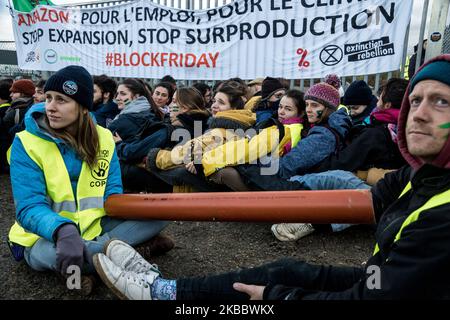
[90,151,110,187]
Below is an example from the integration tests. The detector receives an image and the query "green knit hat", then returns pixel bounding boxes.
[410,60,450,92]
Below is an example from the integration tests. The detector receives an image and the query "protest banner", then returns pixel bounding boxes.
[11,0,413,79]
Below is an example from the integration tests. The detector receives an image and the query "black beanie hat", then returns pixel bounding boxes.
[261,77,285,100]
[343,80,372,106]
[44,65,93,111]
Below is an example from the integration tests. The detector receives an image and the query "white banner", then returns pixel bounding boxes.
[11,0,413,79]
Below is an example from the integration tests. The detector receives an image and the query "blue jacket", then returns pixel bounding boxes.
[278,108,352,179]
[107,97,159,143]
[9,105,123,243]
[92,100,120,128]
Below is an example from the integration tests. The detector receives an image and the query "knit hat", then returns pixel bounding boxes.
[44,65,94,110]
[324,74,341,90]
[343,80,372,106]
[261,77,285,100]
[397,54,450,170]
[248,78,264,87]
[10,79,35,97]
[410,60,450,93]
[304,83,340,110]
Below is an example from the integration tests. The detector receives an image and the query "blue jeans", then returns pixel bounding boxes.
[289,170,371,232]
[24,217,169,274]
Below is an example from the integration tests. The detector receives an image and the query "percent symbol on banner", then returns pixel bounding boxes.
[297,48,310,69]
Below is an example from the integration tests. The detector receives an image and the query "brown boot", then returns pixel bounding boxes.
[136,234,175,259]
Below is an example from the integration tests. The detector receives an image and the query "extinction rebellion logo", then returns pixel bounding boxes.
[344,36,395,62]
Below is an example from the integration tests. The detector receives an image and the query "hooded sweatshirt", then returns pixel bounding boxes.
[265,54,450,300]
[397,55,450,170]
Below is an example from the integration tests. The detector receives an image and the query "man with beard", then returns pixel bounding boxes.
[93,75,119,127]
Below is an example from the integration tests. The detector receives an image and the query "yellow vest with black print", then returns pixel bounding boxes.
[373,182,450,256]
[8,125,115,247]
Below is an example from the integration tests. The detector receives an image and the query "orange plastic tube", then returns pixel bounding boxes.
[105,190,375,224]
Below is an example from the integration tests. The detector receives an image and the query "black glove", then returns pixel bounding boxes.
[55,224,85,276]
[236,164,309,191]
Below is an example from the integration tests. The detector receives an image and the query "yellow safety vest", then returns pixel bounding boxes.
[286,123,302,151]
[0,103,11,109]
[373,182,450,256]
[8,125,115,247]
[337,104,349,114]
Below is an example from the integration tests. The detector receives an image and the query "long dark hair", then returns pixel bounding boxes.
[216,81,247,109]
[283,89,306,115]
[120,78,163,119]
[154,81,175,105]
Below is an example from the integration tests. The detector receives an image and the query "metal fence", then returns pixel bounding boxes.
[443,25,450,54]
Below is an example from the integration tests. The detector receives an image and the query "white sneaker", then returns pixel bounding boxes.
[271,223,315,241]
[104,239,161,275]
[93,253,159,300]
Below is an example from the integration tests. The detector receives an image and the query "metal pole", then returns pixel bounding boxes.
[400,22,411,79]
[416,0,430,73]
[425,0,450,60]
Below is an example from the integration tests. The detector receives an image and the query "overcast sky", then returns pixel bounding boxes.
[0,0,443,54]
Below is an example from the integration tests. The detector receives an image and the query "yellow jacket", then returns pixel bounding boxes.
[155,109,256,170]
[244,96,262,111]
[202,122,303,177]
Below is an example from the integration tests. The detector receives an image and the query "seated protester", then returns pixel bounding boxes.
[0,80,12,174]
[247,77,286,123]
[146,81,256,192]
[273,80,351,179]
[316,78,409,184]
[232,79,351,190]
[92,75,119,127]
[33,79,46,104]
[108,78,163,143]
[7,66,172,295]
[201,89,306,191]
[118,88,211,164]
[2,79,36,137]
[94,54,450,301]
[221,81,353,240]
[193,82,213,109]
[247,78,264,99]
[117,88,210,193]
[343,80,377,127]
[152,82,174,115]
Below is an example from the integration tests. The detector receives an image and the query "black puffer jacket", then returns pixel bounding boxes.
[315,124,406,172]
[116,110,210,163]
[265,165,450,300]
[1,97,34,136]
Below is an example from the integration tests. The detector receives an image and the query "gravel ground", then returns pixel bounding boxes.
[0,173,375,300]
